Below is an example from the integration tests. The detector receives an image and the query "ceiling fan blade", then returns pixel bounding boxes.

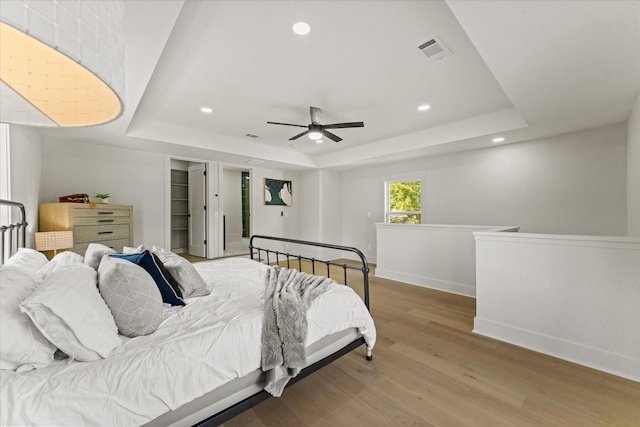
[323,121,364,129]
[323,130,343,143]
[310,107,321,125]
[267,121,307,128]
[289,130,309,140]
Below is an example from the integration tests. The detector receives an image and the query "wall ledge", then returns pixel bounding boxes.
[376,223,519,233]
[474,231,640,250]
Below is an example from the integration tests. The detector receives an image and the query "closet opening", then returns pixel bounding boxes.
[169,159,207,258]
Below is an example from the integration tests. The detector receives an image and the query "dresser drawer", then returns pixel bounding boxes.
[74,216,131,226]
[74,224,131,243]
[74,208,130,218]
[73,239,130,255]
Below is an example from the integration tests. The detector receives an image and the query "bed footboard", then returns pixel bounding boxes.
[249,234,371,310]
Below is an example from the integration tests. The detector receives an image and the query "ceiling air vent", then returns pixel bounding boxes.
[418,36,451,61]
[245,133,259,139]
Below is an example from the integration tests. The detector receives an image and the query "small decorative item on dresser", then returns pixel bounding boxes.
[59,193,90,203]
[96,193,111,204]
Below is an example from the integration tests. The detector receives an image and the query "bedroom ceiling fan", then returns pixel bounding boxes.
[267,106,364,143]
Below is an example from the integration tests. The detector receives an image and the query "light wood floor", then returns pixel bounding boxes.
[221,259,639,427]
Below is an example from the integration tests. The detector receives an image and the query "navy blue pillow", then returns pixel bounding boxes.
[112,250,185,306]
[151,253,183,299]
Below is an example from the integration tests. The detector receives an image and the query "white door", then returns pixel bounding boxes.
[188,164,207,257]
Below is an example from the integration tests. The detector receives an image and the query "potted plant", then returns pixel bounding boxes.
[96,193,110,204]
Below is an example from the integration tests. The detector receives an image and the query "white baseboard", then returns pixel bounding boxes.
[374,268,475,298]
[473,317,640,382]
[340,251,376,264]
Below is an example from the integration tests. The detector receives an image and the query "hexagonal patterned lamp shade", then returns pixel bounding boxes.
[0,0,125,127]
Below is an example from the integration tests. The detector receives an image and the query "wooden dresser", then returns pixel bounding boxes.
[39,203,133,256]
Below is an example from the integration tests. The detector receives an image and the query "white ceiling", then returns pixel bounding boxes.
[39,0,640,171]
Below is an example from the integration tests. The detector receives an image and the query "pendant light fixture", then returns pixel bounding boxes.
[0,0,125,127]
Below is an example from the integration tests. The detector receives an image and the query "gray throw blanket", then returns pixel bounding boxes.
[261,266,333,396]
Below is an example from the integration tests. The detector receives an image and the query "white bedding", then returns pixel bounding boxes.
[0,258,376,426]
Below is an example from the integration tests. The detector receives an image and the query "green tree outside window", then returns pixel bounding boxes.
[389,180,421,224]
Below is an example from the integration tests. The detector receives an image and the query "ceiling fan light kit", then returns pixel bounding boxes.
[268,106,364,143]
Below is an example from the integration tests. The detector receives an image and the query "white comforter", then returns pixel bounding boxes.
[0,258,376,426]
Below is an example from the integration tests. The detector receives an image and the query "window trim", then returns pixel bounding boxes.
[382,171,425,224]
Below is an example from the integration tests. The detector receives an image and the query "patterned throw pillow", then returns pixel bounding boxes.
[111,250,185,306]
[151,246,209,297]
[97,256,163,337]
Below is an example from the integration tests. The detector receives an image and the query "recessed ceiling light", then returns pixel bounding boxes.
[288,144,299,148]
[293,22,311,35]
[200,107,213,113]
[418,104,431,111]
[492,137,505,143]
[315,139,324,144]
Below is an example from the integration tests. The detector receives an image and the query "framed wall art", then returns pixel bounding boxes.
[264,178,292,206]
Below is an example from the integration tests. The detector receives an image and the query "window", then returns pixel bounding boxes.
[384,175,422,224]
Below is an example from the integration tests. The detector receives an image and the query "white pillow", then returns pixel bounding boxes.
[20,264,121,362]
[151,246,209,297]
[84,243,116,270]
[37,251,85,279]
[122,245,146,254]
[4,248,49,274]
[0,268,56,372]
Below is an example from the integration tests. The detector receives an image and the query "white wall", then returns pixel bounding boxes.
[34,139,300,257]
[249,168,299,253]
[298,170,320,243]
[342,124,628,262]
[341,172,382,262]
[319,169,342,246]
[10,125,42,247]
[376,224,519,297]
[628,94,640,237]
[40,139,166,248]
[222,168,243,245]
[474,231,640,381]
[297,169,343,258]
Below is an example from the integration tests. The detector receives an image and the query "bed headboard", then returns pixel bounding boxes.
[0,199,28,265]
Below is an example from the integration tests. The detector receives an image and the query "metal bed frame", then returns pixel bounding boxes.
[194,235,372,427]
[0,199,28,265]
[0,201,373,426]
[249,234,371,309]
